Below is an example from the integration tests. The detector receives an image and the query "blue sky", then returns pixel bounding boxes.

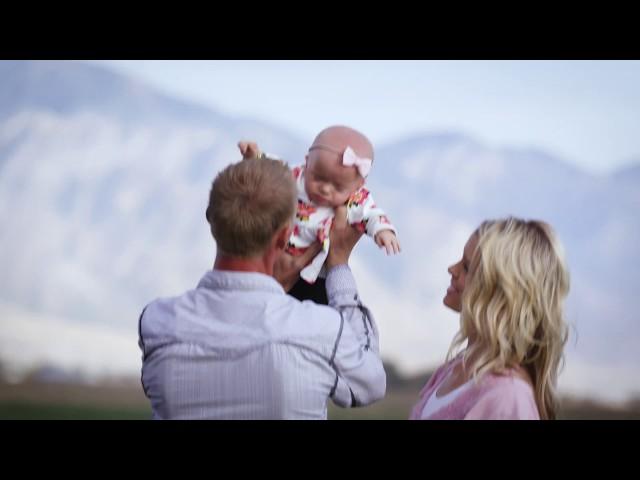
[94,60,640,175]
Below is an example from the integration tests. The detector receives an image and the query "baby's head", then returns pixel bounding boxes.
[304,125,374,207]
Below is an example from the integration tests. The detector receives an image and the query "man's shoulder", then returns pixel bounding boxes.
[277,295,344,338]
[144,288,193,310]
[283,294,341,321]
[139,288,198,328]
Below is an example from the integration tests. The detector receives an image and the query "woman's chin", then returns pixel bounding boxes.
[443,295,461,313]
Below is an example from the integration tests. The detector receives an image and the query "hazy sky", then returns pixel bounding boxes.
[94,60,640,175]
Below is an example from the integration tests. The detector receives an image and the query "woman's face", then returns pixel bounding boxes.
[444,233,478,313]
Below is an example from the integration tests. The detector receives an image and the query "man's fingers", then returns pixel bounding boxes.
[332,205,348,229]
[295,241,323,267]
[238,141,260,158]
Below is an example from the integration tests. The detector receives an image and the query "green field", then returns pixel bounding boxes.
[2,380,639,420]
[0,402,151,420]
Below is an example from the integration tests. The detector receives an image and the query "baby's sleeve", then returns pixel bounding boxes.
[347,188,397,239]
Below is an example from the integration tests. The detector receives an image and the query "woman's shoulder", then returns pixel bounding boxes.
[418,357,461,394]
[466,368,540,420]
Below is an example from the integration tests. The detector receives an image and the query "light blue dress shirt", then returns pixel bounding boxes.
[139,265,386,419]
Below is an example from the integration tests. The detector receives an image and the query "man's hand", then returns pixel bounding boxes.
[274,241,323,292]
[238,141,261,159]
[326,205,364,269]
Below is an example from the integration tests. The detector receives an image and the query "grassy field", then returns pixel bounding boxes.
[2,379,639,420]
[0,379,151,420]
[0,402,150,420]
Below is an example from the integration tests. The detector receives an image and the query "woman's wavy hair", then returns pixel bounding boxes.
[447,217,570,419]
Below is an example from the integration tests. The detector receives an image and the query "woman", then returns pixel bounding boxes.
[410,217,570,420]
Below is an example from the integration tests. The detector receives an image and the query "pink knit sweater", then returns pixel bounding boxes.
[409,357,541,420]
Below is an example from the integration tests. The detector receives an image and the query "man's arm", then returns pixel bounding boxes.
[324,206,386,407]
[273,242,323,292]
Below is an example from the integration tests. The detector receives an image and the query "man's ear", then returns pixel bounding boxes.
[274,222,292,250]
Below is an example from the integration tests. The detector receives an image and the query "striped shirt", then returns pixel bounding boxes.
[138,264,386,419]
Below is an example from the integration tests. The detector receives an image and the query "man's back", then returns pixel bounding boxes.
[139,269,369,419]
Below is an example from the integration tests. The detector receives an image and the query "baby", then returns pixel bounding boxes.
[239,126,400,299]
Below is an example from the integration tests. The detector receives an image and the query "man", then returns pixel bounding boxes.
[138,154,386,419]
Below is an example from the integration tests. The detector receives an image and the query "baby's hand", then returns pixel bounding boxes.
[375,230,401,255]
[238,141,261,159]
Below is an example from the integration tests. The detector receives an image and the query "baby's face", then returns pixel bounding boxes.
[304,149,365,207]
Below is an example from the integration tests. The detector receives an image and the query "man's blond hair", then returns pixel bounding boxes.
[206,157,296,257]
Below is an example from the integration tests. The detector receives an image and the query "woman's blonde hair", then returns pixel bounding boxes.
[447,217,570,419]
